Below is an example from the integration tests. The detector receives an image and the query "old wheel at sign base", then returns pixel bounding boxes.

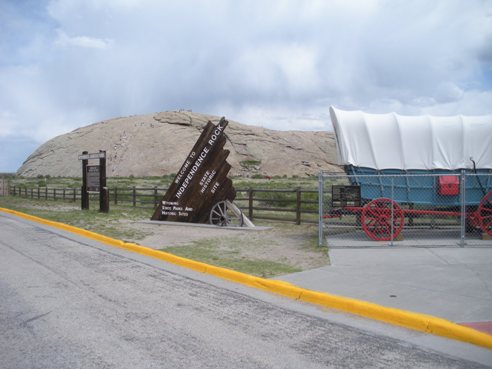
[209,201,244,227]
[477,191,492,237]
[361,198,404,241]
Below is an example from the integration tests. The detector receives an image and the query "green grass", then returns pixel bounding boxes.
[239,159,262,167]
[162,239,301,278]
[0,196,149,241]
[8,175,178,189]
[9,175,318,189]
[0,194,325,278]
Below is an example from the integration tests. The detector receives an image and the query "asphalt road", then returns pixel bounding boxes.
[0,213,490,369]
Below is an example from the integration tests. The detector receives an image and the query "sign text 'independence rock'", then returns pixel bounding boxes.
[151,117,236,223]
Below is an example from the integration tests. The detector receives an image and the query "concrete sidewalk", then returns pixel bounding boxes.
[279,246,492,334]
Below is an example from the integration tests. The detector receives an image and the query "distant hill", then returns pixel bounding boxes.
[17,111,341,178]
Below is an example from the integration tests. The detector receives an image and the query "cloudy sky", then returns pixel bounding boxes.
[1,0,491,172]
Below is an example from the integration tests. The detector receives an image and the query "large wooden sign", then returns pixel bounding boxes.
[151,117,237,224]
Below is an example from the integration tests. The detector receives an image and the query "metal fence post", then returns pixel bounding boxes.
[460,171,466,247]
[390,177,394,247]
[318,172,324,246]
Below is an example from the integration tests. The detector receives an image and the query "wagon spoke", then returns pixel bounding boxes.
[218,203,227,217]
[211,209,222,221]
[378,222,391,234]
[365,207,379,218]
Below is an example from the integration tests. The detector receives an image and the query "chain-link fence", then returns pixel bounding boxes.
[318,172,492,247]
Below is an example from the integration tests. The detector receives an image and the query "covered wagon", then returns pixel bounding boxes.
[328,107,492,241]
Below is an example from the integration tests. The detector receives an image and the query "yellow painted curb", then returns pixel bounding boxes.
[1,206,492,350]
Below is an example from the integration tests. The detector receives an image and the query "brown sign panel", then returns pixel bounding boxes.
[331,185,361,207]
[86,165,100,192]
[151,117,236,223]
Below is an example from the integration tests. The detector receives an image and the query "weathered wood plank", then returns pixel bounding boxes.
[151,117,237,224]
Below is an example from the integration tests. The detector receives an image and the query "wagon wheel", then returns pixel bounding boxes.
[209,201,244,227]
[477,191,492,237]
[361,198,404,241]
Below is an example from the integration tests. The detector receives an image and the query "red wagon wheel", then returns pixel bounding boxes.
[361,198,404,241]
[477,191,492,237]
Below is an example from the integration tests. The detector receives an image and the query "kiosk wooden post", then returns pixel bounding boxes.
[81,151,89,210]
[99,150,109,213]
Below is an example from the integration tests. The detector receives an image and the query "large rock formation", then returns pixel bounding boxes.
[17,111,341,178]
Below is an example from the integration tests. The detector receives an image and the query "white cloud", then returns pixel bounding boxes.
[1,0,491,171]
[0,111,15,137]
[420,90,492,116]
[214,102,330,131]
[55,30,113,49]
[434,82,464,104]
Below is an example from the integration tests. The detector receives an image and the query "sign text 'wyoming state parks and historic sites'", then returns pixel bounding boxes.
[151,117,236,223]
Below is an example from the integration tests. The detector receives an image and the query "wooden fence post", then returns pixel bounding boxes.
[154,187,158,207]
[295,187,301,225]
[45,187,48,200]
[248,187,254,220]
[73,188,76,202]
[53,188,57,201]
[132,186,136,207]
[37,187,40,199]
[114,187,118,205]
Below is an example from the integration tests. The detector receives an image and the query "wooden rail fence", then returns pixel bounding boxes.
[8,185,319,224]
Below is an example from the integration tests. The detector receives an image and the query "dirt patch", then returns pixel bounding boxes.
[124,220,329,272]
